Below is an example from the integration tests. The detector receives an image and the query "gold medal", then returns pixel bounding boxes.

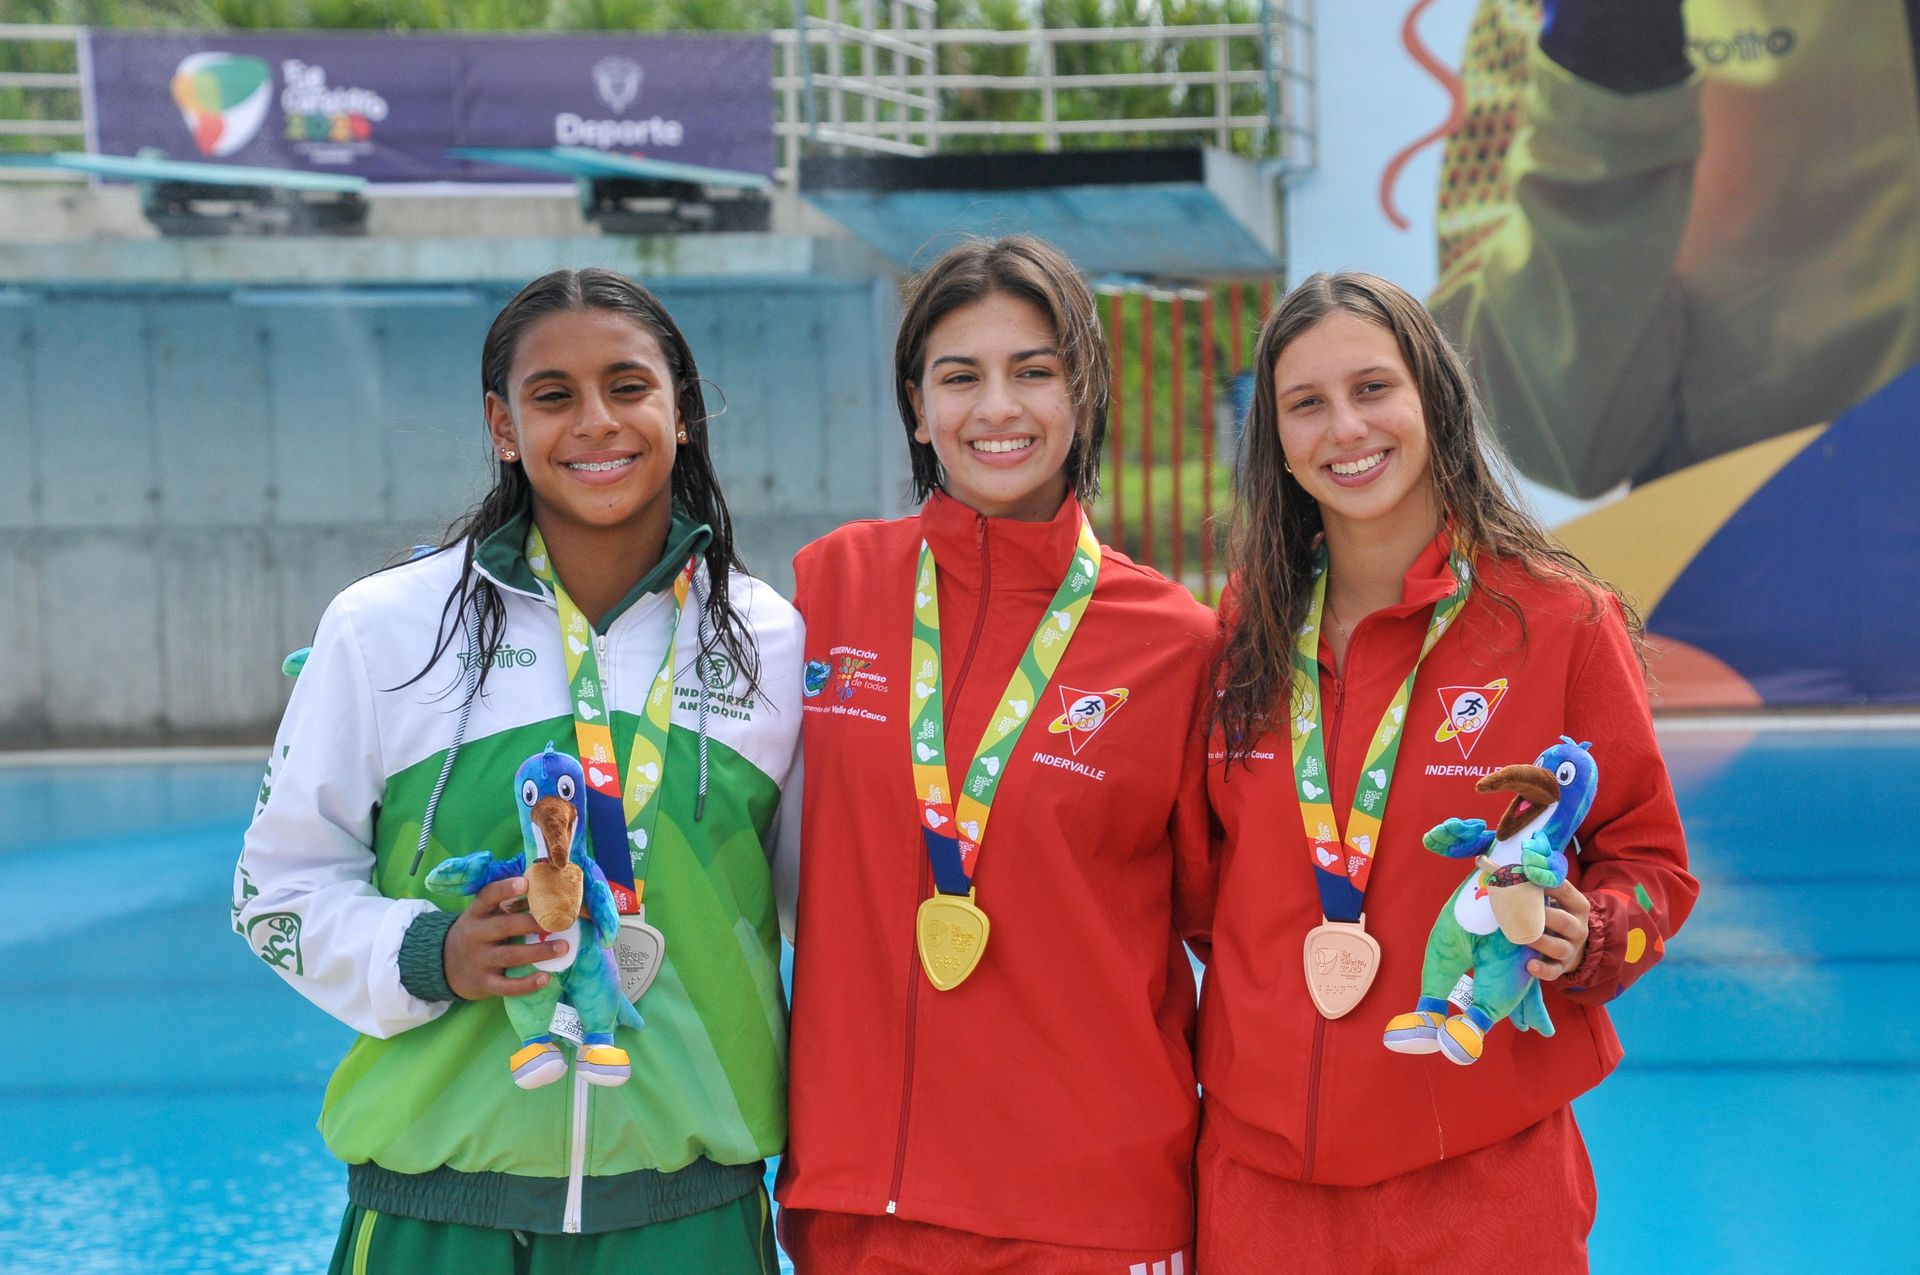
[1303,917,1381,1018]
[906,516,1101,996]
[916,889,991,991]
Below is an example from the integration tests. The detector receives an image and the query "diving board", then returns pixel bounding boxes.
[451,145,772,235]
[448,146,772,191]
[799,145,1283,278]
[0,152,365,192]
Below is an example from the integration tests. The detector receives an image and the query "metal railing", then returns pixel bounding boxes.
[0,24,86,181]
[783,0,939,160]
[774,8,1317,180]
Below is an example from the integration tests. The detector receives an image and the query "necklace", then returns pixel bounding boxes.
[1325,600,1352,648]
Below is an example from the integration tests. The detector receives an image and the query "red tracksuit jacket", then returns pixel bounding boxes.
[776,491,1219,1251]
[1200,532,1697,1187]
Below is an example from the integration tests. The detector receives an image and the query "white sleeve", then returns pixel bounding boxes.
[231,596,448,1039]
[771,750,803,944]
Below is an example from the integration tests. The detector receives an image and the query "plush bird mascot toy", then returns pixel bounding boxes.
[428,745,643,1090]
[1383,738,1599,1066]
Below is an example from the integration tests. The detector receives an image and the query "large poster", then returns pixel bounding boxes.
[87,30,776,183]
[1294,0,1920,708]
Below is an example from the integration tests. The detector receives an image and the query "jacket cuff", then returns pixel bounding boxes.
[398,908,462,1003]
[1563,888,1623,994]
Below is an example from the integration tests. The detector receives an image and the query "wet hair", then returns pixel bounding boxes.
[406,267,759,698]
[893,234,1110,506]
[1213,270,1638,762]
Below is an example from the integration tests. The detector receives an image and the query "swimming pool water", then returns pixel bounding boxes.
[1,726,1913,1272]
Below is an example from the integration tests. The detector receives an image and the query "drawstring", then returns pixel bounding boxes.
[694,572,713,823]
[410,592,481,875]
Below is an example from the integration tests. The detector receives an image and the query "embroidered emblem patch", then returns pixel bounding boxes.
[247,911,304,975]
[698,650,735,691]
[1433,678,1509,758]
[802,659,830,698]
[1046,685,1130,756]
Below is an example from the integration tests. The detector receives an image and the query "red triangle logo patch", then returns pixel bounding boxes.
[1433,678,1508,758]
[1047,686,1131,756]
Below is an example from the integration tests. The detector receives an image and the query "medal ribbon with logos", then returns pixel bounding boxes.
[1290,541,1472,1018]
[908,514,1102,991]
[527,526,689,1006]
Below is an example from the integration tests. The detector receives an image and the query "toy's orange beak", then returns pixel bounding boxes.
[530,796,576,868]
[1475,764,1559,840]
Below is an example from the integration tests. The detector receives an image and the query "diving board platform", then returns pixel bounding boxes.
[0,151,367,236]
[449,146,773,234]
[799,145,1283,278]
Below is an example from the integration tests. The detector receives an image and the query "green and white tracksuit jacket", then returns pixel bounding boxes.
[231,507,802,1235]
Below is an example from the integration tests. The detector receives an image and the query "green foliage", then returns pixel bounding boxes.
[543,0,669,31]
[901,0,1270,154]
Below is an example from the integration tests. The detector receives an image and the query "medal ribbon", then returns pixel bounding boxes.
[910,513,1102,896]
[526,525,693,914]
[1289,541,1472,922]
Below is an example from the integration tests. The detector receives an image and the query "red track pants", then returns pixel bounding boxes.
[781,1208,1194,1275]
[1196,1106,1597,1274]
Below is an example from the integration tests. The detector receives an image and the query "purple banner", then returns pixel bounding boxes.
[86,30,775,184]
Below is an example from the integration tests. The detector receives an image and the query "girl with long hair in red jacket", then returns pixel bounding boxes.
[1200,271,1697,1272]
[774,235,1218,1273]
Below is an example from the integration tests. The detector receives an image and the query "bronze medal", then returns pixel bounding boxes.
[916,889,991,991]
[1303,917,1381,1019]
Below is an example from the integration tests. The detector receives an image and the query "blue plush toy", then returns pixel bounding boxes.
[427,745,643,1090]
[1382,737,1598,1066]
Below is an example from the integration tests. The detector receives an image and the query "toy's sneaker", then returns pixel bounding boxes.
[1438,1016,1486,1066]
[510,1041,567,1090]
[1382,1010,1446,1054]
[578,1044,631,1087]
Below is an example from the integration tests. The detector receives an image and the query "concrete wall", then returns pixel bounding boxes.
[0,235,906,747]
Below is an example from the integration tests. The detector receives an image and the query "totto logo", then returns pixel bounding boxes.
[457,645,538,671]
[1688,27,1796,64]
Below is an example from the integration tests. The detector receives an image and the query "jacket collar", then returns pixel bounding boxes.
[473,495,712,630]
[1315,527,1465,667]
[1389,526,1466,616]
[917,488,1086,592]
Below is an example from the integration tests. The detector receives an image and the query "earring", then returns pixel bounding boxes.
[501,450,518,462]
[676,430,690,444]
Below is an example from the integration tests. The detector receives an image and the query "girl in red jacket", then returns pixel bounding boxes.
[1200,272,1697,1272]
[775,235,1218,1272]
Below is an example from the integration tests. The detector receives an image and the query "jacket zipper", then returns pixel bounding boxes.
[560,631,618,1232]
[887,513,994,1214]
[1300,662,1345,1183]
[563,1067,590,1231]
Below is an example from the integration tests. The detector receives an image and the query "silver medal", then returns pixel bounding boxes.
[615,907,667,1004]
